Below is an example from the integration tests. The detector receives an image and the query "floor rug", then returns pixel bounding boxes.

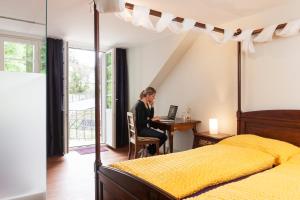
[71,145,108,155]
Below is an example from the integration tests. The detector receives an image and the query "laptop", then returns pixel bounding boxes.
[160,105,178,122]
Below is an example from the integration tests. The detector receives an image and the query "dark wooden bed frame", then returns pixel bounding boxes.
[96,109,300,200]
[92,2,300,200]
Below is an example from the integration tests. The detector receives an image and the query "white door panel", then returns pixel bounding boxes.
[102,49,116,148]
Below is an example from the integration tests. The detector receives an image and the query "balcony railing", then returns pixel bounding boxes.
[69,108,95,138]
[69,107,105,147]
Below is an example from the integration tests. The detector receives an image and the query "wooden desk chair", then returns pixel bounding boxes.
[127,112,160,159]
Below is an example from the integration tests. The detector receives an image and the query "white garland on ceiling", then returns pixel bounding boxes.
[131,5,154,30]
[94,0,125,13]
[112,3,300,53]
[156,13,175,32]
[253,25,277,43]
[275,19,300,37]
[203,24,235,44]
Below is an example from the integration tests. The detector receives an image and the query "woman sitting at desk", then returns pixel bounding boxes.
[133,87,167,155]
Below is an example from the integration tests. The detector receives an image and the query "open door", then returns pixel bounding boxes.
[67,47,97,148]
[102,49,116,148]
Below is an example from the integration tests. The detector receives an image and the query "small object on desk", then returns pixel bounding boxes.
[183,106,192,121]
[193,131,234,148]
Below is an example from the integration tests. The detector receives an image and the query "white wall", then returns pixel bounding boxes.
[242,36,300,111]
[222,0,300,111]
[0,19,45,38]
[155,37,237,151]
[128,33,186,107]
[0,72,46,200]
[128,0,300,151]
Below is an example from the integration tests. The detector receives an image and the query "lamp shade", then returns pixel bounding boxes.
[209,118,218,134]
[95,0,125,13]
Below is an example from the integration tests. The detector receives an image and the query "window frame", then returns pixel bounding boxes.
[0,35,43,73]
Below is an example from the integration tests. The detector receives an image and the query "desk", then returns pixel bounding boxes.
[151,119,201,153]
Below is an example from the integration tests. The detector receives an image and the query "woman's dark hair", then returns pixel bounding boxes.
[144,87,156,96]
[139,90,145,99]
[140,87,156,99]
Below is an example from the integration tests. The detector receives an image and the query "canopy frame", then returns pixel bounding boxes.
[94,2,290,199]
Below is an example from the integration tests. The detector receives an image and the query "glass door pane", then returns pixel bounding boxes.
[103,49,116,148]
[68,48,96,147]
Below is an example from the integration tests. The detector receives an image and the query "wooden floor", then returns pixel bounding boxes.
[47,146,128,200]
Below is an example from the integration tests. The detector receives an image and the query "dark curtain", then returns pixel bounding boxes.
[115,48,129,148]
[47,38,64,157]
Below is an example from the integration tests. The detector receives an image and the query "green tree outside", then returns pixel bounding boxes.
[4,41,33,72]
[40,42,46,73]
[68,53,90,94]
[3,41,47,74]
[106,52,113,109]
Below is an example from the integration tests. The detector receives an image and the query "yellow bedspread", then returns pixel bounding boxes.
[187,155,300,200]
[110,144,274,199]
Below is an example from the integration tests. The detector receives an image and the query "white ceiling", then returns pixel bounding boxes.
[0,0,46,23]
[47,0,174,50]
[0,0,46,37]
[128,0,287,23]
[0,0,294,49]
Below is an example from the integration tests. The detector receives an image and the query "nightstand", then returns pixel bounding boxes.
[193,132,234,148]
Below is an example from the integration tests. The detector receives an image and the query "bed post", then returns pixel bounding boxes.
[237,41,242,134]
[94,3,102,200]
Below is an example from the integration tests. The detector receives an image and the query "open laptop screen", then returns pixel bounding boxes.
[167,105,178,120]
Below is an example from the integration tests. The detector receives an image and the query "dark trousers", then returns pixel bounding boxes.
[140,128,167,155]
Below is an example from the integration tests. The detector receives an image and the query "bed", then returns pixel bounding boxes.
[186,153,300,200]
[110,142,275,199]
[97,110,300,200]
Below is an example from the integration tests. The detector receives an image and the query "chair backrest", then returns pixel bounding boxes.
[127,112,138,143]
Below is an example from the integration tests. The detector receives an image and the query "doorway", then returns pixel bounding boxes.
[67,47,116,149]
[67,47,116,150]
[67,47,100,148]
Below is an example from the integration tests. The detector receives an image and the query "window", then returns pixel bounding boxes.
[106,52,113,109]
[4,41,34,72]
[0,36,45,73]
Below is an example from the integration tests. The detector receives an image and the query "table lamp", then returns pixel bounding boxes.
[209,118,218,134]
